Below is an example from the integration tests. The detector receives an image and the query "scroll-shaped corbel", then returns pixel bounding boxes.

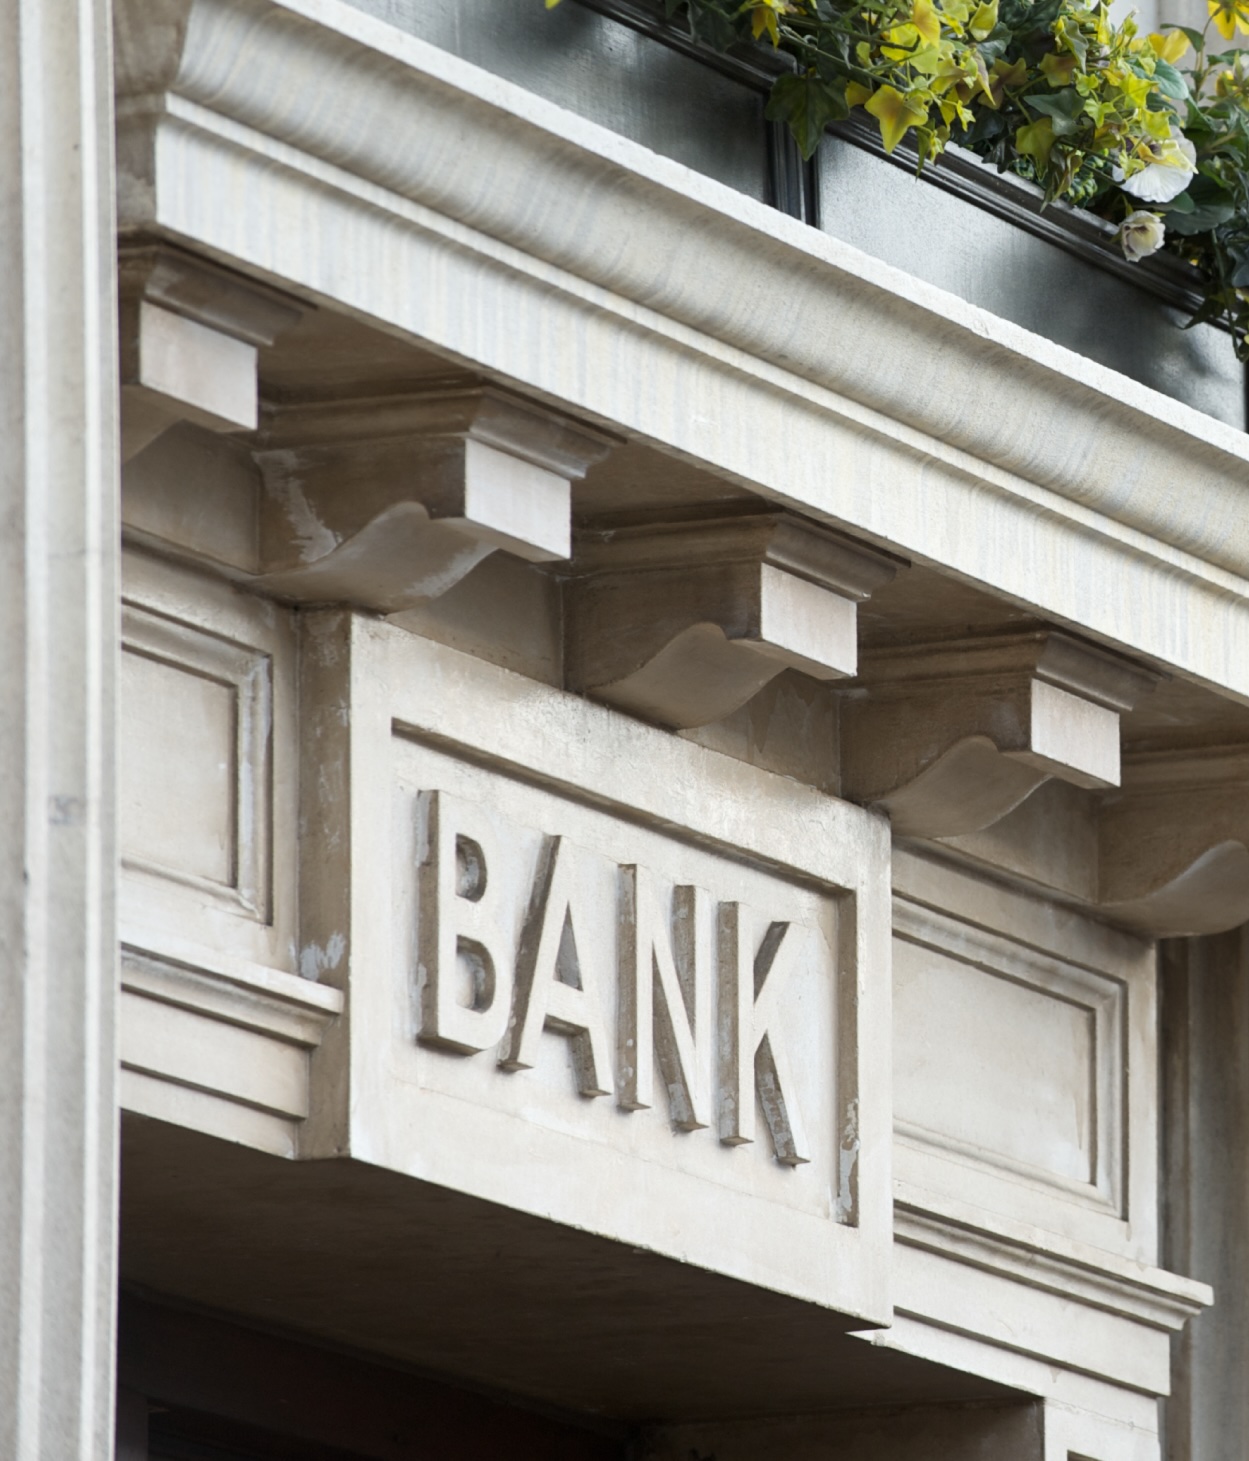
[564,512,900,728]
[251,386,615,613]
[1098,749,1249,936]
[119,241,303,462]
[841,632,1161,838]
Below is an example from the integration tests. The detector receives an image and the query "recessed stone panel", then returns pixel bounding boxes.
[121,640,238,890]
[894,931,1103,1191]
[120,600,269,918]
[119,550,298,976]
[891,849,1156,1262]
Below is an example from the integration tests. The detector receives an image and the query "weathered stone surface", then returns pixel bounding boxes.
[567,512,898,726]
[0,0,120,1455]
[89,4,1249,1456]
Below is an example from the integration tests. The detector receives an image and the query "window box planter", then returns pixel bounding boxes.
[350,0,1244,427]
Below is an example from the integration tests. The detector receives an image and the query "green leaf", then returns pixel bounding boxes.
[1151,59,1190,101]
[1167,200,1237,233]
[1183,294,1228,330]
[1162,190,1196,213]
[684,0,737,48]
[766,72,849,158]
[976,23,1013,61]
[1016,116,1056,170]
[1026,88,1084,136]
[1165,176,1238,233]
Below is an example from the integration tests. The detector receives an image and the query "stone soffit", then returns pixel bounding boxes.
[113,0,1249,709]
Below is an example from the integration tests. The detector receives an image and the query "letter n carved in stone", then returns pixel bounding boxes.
[617,866,711,1128]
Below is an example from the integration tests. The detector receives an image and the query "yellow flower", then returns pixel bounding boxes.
[1209,0,1249,40]
[748,0,789,45]
[865,84,930,151]
[1148,29,1190,62]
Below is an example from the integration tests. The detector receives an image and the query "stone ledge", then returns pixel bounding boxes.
[113,0,1249,705]
[895,1200,1211,1334]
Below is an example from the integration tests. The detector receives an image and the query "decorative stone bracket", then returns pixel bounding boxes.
[564,512,900,728]
[251,386,616,613]
[841,632,1161,839]
[1099,749,1249,937]
[119,242,303,462]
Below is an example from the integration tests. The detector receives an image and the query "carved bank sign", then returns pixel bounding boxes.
[302,616,893,1326]
[417,790,812,1166]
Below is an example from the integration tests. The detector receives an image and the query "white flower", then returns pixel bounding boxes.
[1116,129,1197,204]
[1119,210,1166,263]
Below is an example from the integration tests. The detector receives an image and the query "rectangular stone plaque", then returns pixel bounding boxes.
[891,849,1157,1262]
[300,615,892,1326]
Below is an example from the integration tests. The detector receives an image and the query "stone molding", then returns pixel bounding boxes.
[566,512,899,727]
[119,240,303,461]
[842,631,1161,837]
[1099,747,1249,936]
[252,385,615,611]
[120,937,342,1158]
[892,1199,1210,1400]
[113,0,1249,707]
[894,1203,1210,1336]
[912,742,1249,937]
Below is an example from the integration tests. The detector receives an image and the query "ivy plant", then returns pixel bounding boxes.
[548,0,1249,360]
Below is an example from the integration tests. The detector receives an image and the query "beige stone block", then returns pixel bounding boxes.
[298,615,894,1327]
[252,385,613,612]
[1099,747,1249,936]
[842,632,1159,838]
[566,511,897,727]
[119,241,301,461]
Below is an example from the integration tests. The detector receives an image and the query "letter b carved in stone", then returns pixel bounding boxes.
[417,791,515,1054]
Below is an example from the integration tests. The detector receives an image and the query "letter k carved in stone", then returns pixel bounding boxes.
[717,905,811,1167]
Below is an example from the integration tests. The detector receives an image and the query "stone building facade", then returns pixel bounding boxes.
[5,1,1249,1457]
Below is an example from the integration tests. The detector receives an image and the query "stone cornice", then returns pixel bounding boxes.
[894,1200,1211,1334]
[114,0,1249,702]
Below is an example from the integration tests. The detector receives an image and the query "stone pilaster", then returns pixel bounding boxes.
[0,0,120,1455]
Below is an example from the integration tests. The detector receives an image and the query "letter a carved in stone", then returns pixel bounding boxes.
[717,905,811,1166]
[617,866,711,1129]
[417,791,514,1054]
[498,835,613,1097]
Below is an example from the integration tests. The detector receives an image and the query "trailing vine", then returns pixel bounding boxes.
[548,0,1249,359]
